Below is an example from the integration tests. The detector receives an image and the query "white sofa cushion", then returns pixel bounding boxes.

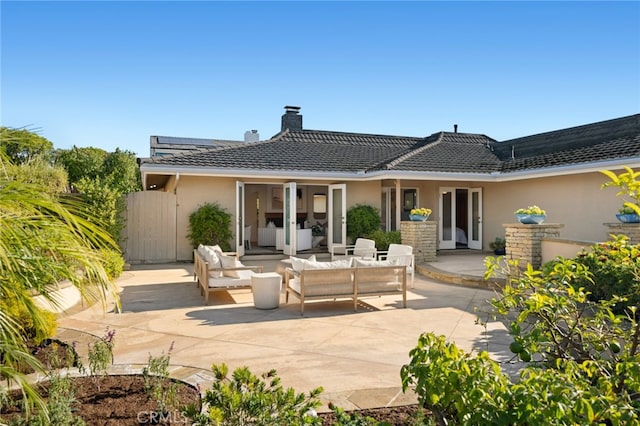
[208,270,254,288]
[305,258,352,270]
[219,253,243,278]
[354,258,395,267]
[290,255,317,272]
[203,248,222,278]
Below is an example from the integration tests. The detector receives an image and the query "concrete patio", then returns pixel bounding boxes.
[55,252,514,412]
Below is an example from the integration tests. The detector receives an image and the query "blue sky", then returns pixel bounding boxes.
[2,1,639,157]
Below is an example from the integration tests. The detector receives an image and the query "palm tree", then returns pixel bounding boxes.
[0,151,121,418]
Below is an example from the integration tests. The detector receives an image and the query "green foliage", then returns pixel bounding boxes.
[86,328,115,391]
[74,176,125,241]
[0,296,57,346]
[184,363,323,425]
[54,146,108,185]
[98,248,125,281]
[346,204,381,241]
[0,152,119,419]
[368,230,401,251]
[187,202,233,251]
[142,342,178,413]
[489,237,505,251]
[0,127,54,165]
[56,146,141,243]
[570,235,640,313]
[5,157,68,195]
[402,330,640,425]
[601,166,640,215]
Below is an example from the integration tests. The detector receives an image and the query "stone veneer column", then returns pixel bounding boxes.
[505,223,563,269]
[605,223,640,244]
[400,221,437,263]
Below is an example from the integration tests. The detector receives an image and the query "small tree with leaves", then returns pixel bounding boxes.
[187,202,233,251]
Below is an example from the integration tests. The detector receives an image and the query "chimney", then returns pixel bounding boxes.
[454,124,458,133]
[244,129,259,142]
[281,105,302,131]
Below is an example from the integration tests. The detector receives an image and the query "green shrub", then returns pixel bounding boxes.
[569,234,640,313]
[98,249,125,281]
[346,204,380,241]
[368,230,401,251]
[187,203,233,251]
[0,295,57,346]
[184,363,323,425]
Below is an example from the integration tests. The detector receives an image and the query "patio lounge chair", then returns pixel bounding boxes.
[330,238,376,261]
[377,243,415,288]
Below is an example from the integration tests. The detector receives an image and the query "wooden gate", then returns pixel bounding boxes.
[123,191,176,263]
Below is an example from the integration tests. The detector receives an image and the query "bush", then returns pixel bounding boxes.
[0,295,57,346]
[186,203,233,251]
[346,204,380,241]
[98,249,125,281]
[368,230,401,251]
[569,234,640,313]
[183,363,323,425]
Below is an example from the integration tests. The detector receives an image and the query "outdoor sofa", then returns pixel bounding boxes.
[284,257,407,314]
[193,245,263,304]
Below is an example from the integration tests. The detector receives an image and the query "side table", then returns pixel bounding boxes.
[251,272,282,309]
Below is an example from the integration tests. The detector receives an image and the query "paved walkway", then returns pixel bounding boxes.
[55,253,513,412]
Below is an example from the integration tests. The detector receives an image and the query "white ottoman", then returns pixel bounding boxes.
[251,272,282,309]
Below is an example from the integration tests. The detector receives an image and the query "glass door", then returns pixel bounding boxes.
[439,187,456,249]
[283,182,297,255]
[327,184,346,249]
[236,181,245,256]
[468,188,482,250]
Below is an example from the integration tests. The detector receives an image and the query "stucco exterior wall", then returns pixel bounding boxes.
[483,172,619,249]
[175,176,238,261]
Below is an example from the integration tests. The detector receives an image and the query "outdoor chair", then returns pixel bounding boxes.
[378,243,415,288]
[330,238,376,260]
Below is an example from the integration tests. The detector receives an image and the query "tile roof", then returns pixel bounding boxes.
[144,114,640,176]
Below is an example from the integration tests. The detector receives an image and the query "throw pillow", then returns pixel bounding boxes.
[290,255,317,272]
[204,248,222,278]
[219,253,242,278]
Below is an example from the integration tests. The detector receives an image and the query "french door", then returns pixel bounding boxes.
[327,184,346,250]
[439,187,482,250]
[235,181,245,256]
[282,182,297,255]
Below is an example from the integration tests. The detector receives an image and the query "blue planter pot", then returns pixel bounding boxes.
[616,213,640,223]
[409,214,430,222]
[515,213,546,224]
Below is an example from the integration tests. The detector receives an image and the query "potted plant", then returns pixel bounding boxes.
[489,237,506,255]
[409,208,432,222]
[514,205,546,224]
[615,205,640,223]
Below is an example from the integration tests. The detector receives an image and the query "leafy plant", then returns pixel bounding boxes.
[187,202,233,251]
[368,230,401,251]
[184,363,323,425]
[489,237,505,251]
[346,204,381,241]
[86,328,115,390]
[142,342,178,414]
[570,234,640,313]
[601,166,640,215]
[514,205,545,215]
